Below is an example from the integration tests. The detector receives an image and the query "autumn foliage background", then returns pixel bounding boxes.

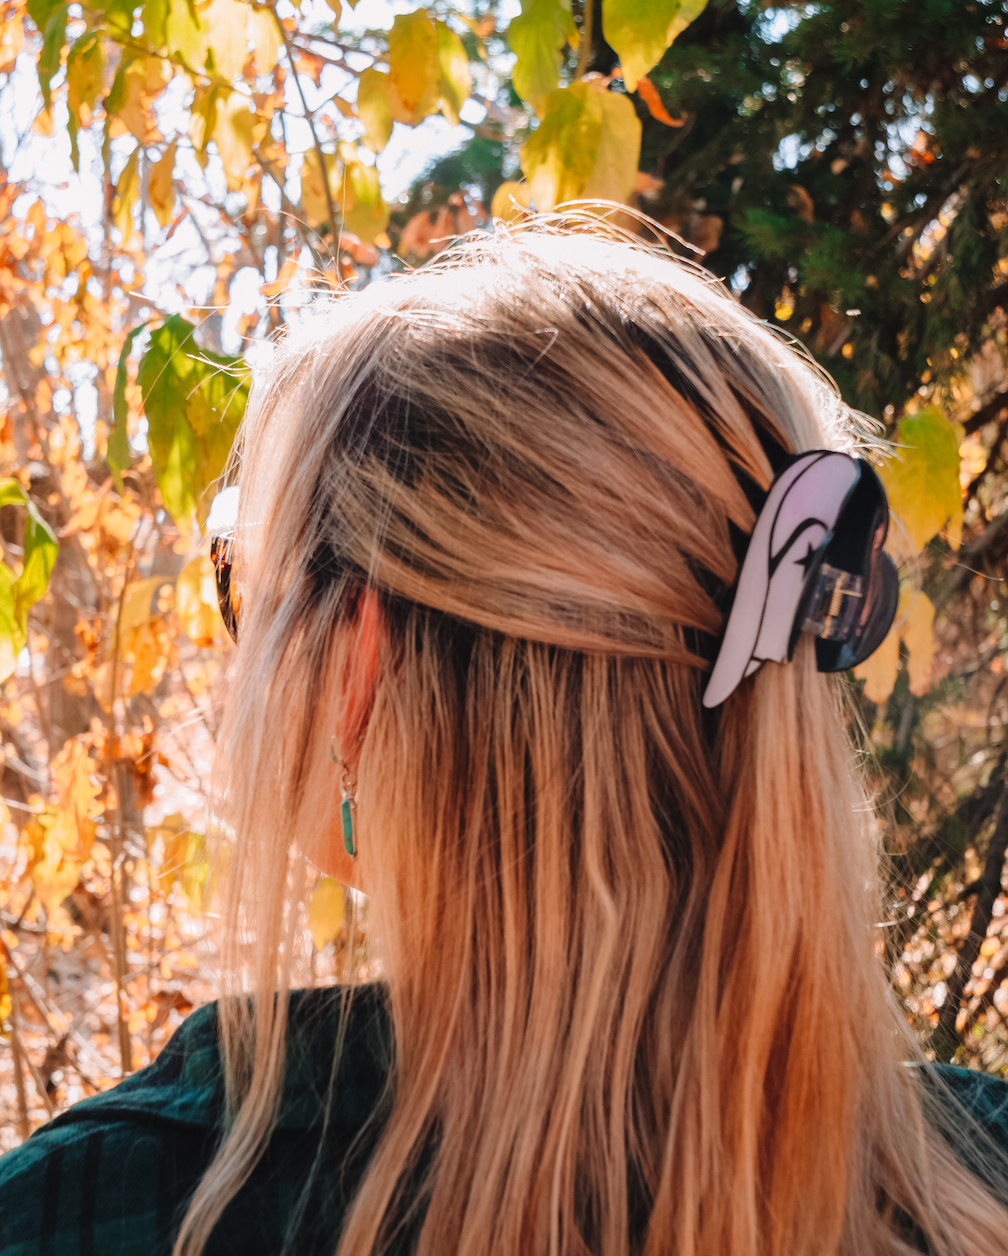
[3,0,1008,1149]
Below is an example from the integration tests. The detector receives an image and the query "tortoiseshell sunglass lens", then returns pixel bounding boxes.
[210,533,239,643]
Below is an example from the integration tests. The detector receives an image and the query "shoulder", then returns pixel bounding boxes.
[910,1062,1008,1163]
[0,984,391,1256]
[928,1063,1008,1148]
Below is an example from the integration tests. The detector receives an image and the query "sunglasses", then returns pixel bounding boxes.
[210,533,240,643]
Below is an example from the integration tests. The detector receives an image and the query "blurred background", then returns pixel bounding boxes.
[2,0,1008,1149]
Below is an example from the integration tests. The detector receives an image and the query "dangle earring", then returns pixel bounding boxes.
[330,744,357,858]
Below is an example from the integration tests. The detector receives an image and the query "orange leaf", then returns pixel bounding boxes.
[260,256,298,298]
[635,75,683,127]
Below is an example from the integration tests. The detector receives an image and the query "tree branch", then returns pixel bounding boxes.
[962,391,1008,437]
[932,509,1008,610]
[576,0,593,80]
[933,778,1008,1061]
[252,147,329,273]
[272,5,338,255]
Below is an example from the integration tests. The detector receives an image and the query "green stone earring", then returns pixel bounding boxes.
[330,745,357,858]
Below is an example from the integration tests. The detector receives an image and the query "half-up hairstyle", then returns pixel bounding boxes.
[175,221,1008,1256]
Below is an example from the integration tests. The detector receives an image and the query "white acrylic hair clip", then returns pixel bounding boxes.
[702,450,898,708]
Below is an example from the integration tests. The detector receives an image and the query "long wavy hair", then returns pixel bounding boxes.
[175,222,1008,1256]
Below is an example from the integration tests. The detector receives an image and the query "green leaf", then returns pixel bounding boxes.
[387,9,439,125]
[508,0,576,111]
[66,30,105,171]
[137,315,250,525]
[601,0,707,92]
[0,479,59,650]
[108,322,149,492]
[356,67,392,153]
[879,405,965,559]
[435,19,471,127]
[25,0,62,34]
[91,0,136,37]
[141,0,169,50]
[37,1,68,111]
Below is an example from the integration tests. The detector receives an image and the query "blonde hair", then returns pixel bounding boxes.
[176,222,1008,1256]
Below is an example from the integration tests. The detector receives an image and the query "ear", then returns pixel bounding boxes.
[342,586,383,747]
[313,587,384,890]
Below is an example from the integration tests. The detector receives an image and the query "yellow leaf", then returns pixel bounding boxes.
[519,82,640,211]
[491,180,533,223]
[177,554,225,645]
[0,12,23,75]
[249,8,281,74]
[387,9,440,125]
[149,141,177,228]
[323,0,341,17]
[51,738,102,831]
[119,575,165,637]
[148,812,190,894]
[125,617,174,696]
[66,30,105,118]
[879,406,965,561]
[902,588,935,697]
[300,148,337,226]
[853,587,936,704]
[110,57,155,142]
[30,830,82,920]
[31,107,54,135]
[602,0,707,93]
[357,67,392,153]
[113,147,140,243]
[581,88,642,204]
[521,84,600,209]
[508,0,577,111]
[165,0,209,73]
[214,92,262,188]
[435,19,471,126]
[205,0,249,79]
[260,256,298,298]
[338,160,389,245]
[189,83,221,163]
[308,876,344,950]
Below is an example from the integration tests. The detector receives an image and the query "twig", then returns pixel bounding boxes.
[105,547,135,1076]
[8,1016,54,1117]
[576,0,593,79]
[932,509,1008,611]
[252,147,329,273]
[1,932,107,1078]
[933,780,1008,1061]
[9,997,30,1140]
[272,4,338,255]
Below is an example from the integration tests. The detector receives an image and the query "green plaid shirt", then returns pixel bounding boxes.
[2,985,1008,1255]
[0,986,392,1256]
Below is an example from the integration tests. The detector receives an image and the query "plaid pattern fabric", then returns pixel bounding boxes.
[2,984,1007,1255]
[0,986,392,1256]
